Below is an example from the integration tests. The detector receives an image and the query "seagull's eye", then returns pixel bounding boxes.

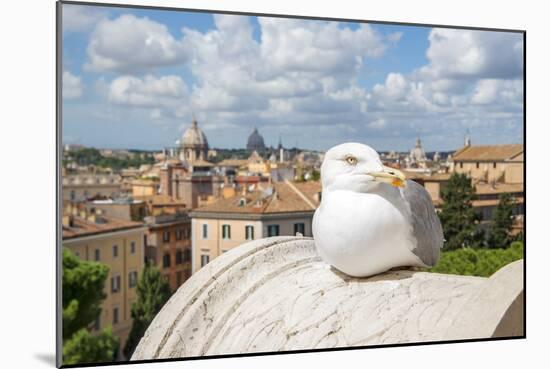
[345,156,357,165]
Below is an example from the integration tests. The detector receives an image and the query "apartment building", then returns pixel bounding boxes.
[189,181,321,273]
[62,208,146,355]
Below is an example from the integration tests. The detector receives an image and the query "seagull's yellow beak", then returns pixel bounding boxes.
[368,166,407,188]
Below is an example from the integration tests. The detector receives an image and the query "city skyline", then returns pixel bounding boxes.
[62,4,524,152]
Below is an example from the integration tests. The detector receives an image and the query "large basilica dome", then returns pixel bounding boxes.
[246,127,266,152]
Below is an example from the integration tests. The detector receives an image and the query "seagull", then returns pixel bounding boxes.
[312,143,444,277]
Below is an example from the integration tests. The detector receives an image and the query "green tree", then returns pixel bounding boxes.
[429,241,523,277]
[310,169,321,181]
[66,148,155,171]
[63,328,118,365]
[486,192,516,249]
[438,173,483,250]
[123,263,172,359]
[62,248,119,365]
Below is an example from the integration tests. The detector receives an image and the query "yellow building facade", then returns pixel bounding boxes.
[451,144,524,184]
[63,215,146,357]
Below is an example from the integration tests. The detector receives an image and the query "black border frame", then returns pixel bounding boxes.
[56,1,527,368]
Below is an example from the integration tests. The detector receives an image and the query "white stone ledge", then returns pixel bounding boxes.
[132,236,524,360]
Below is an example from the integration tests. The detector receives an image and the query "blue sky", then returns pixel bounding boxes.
[62,4,523,152]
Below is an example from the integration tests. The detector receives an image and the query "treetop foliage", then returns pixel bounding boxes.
[123,263,172,359]
[487,192,517,249]
[62,248,119,365]
[429,241,523,277]
[438,173,484,250]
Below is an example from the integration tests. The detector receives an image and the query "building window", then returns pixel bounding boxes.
[202,224,208,239]
[201,254,210,267]
[94,249,100,261]
[184,248,191,262]
[129,271,138,288]
[267,225,280,237]
[476,162,480,169]
[294,223,305,235]
[176,229,183,240]
[163,230,170,243]
[176,249,183,264]
[163,253,171,268]
[245,225,254,240]
[176,271,183,286]
[113,307,119,325]
[222,224,231,239]
[130,241,136,254]
[70,190,76,201]
[493,162,497,169]
[111,275,121,293]
[460,162,463,168]
[113,245,118,258]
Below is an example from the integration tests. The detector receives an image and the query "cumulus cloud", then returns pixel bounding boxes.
[369,29,523,115]
[358,28,524,149]
[85,14,189,72]
[417,28,524,80]
[85,14,523,150]
[108,75,188,108]
[175,14,390,135]
[63,70,83,99]
[258,18,386,75]
[63,4,105,32]
[470,79,523,106]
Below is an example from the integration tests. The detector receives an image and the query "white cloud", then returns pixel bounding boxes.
[417,28,524,80]
[85,15,189,72]
[62,4,105,32]
[362,28,524,149]
[471,79,523,106]
[387,32,403,43]
[108,75,188,108]
[82,14,523,150]
[63,70,83,99]
[368,118,387,130]
[258,18,386,75]
[177,14,388,133]
[372,73,408,100]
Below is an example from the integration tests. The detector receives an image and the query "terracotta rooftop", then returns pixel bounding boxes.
[452,144,523,162]
[192,181,321,215]
[63,216,144,240]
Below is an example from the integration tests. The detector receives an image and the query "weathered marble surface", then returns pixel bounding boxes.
[132,236,524,360]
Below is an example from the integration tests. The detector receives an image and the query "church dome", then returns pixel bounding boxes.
[410,138,427,162]
[247,128,266,152]
[181,119,209,149]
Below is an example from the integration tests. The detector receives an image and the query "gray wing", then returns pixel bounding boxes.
[401,179,444,267]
